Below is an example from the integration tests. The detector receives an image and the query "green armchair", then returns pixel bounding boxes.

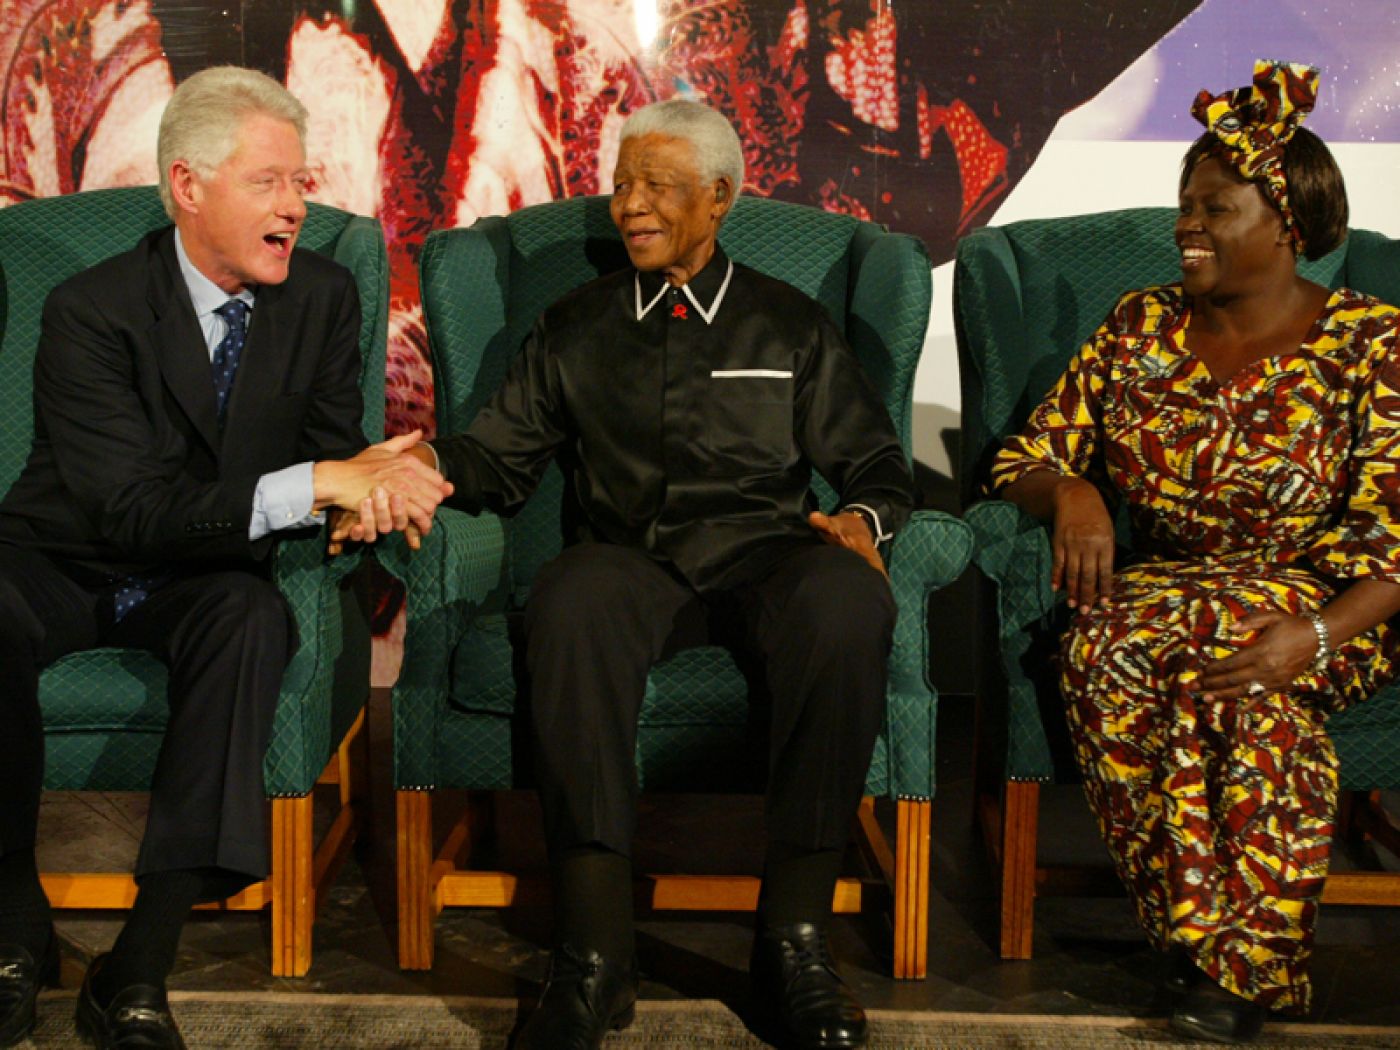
[379,193,974,979]
[0,186,390,976]
[954,206,1400,959]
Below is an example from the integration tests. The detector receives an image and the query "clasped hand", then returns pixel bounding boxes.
[314,430,453,555]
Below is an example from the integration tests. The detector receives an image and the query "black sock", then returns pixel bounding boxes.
[757,845,843,929]
[94,869,203,1004]
[0,849,53,954]
[551,845,633,963]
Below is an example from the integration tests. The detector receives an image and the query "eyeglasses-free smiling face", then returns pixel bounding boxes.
[1176,154,1291,301]
[610,132,732,286]
[173,112,310,294]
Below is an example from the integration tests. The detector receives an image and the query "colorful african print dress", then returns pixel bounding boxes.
[991,285,1400,1013]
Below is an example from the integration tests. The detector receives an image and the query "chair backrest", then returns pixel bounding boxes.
[0,186,390,500]
[421,193,932,598]
[953,206,1400,507]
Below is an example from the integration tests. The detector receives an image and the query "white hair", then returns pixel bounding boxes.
[157,66,308,219]
[619,99,745,192]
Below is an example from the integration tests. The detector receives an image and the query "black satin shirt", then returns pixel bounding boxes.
[432,247,914,591]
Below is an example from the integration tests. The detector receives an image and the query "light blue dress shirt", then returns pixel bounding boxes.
[174,230,321,541]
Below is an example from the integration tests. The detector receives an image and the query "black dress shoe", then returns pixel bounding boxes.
[75,955,186,1050]
[0,932,59,1048]
[750,922,868,1049]
[514,943,637,1050]
[1169,977,1267,1045]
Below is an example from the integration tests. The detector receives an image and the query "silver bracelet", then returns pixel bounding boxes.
[1307,612,1330,673]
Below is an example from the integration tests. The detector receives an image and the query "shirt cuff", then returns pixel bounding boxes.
[250,461,323,541]
[842,503,893,544]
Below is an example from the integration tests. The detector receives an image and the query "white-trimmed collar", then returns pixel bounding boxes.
[634,258,734,325]
[174,228,256,319]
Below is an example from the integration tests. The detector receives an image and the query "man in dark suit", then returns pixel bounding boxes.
[0,66,448,1050]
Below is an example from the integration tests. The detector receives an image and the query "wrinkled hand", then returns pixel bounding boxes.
[808,511,887,579]
[1051,479,1115,613]
[1197,611,1320,707]
[314,430,451,545]
[327,507,357,556]
[327,506,424,555]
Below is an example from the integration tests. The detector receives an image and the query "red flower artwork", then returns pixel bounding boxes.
[0,0,1204,437]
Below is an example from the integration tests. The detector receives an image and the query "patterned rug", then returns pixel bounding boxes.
[22,991,1400,1049]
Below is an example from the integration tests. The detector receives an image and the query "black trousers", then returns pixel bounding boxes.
[524,540,894,857]
[0,543,291,900]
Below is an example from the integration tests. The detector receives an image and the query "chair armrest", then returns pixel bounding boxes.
[262,526,358,794]
[965,499,1057,632]
[879,510,974,800]
[373,506,508,608]
[378,507,509,789]
[888,510,975,688]
[965,498,1063,783]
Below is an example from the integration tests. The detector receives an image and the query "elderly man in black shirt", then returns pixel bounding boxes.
[371,98,914,1050]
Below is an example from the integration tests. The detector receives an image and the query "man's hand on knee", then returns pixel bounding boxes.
[807,511,888,579]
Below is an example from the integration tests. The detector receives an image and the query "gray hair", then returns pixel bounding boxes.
[157,66,308,219]
[619,99,745,193]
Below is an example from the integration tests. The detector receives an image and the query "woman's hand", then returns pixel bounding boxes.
[1050,478,1116,613]
[1197,611,1320,706]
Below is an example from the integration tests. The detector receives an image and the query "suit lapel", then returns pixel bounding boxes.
[220,277,292,463]
[147,233,221,454]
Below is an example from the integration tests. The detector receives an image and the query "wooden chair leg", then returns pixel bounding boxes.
[1000,780,1039,960]
[397,789,435,970]
[271,794,315,977]
[893,799,931,980]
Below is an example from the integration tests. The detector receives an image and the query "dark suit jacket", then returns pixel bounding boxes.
[433,248,914,592]
[0,227,366,576]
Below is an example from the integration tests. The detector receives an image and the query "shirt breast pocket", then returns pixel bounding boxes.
[704,370,795,472]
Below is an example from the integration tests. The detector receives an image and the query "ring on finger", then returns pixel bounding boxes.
[1246,680,1266,698]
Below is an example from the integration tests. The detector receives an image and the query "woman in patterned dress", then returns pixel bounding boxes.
[991,61,1400,1044]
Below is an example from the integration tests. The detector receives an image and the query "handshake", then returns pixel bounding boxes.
[313,430,453,555]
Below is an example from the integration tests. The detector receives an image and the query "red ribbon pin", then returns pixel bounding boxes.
[671,303,688,319]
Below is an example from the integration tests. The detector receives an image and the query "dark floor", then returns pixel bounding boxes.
[36,689,1400,1039]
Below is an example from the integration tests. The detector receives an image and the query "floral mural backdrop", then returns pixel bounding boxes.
[1,0,1205,437]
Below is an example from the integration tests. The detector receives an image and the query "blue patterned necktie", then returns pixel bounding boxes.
[212,298,251,418]
[112,570,168,623]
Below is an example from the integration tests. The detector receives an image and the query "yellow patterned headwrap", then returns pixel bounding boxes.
[1190,59,1320,254]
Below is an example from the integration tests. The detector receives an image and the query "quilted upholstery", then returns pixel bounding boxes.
[955,207,1400,790]
[386,193,973,801]
[0,186,389,796]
